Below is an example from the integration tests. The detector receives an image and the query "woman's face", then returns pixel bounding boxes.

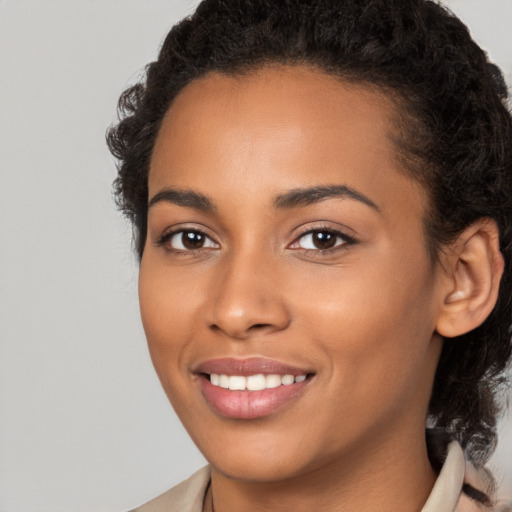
[140,66,445,481]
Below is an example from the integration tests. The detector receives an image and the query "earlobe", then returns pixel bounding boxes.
[436,219,504,338]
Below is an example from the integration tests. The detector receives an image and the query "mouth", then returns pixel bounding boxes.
[206,372,308,389]
[194,358,315,419]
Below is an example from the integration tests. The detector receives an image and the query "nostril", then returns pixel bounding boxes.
[206,297,291,339]
[209,321,279,339]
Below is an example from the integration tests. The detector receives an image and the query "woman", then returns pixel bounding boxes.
[107,0,512,510]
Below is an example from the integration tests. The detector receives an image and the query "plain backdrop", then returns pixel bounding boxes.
[0,1,511,511]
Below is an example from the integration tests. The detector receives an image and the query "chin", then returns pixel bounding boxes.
[208,449,316,483]
[186,417,335,483]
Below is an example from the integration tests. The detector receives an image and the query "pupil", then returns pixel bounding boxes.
[182,231,204,249]
[313,231,336,249]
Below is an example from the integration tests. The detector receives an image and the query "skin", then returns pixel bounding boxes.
[139,66,467,512]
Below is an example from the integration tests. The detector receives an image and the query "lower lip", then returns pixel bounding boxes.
[198,375,311,419]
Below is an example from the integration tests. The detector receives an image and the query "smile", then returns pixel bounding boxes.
[209,373,307,391]
[195,358,314,419]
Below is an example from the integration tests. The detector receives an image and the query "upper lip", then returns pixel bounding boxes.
[194,357,313,376]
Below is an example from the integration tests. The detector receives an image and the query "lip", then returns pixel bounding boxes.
[194,357,312,376]
[194,358,314,420]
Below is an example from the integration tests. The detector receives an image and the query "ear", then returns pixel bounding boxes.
[436,219,504,338]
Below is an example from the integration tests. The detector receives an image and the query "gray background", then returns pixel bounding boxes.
[0,1,510,511]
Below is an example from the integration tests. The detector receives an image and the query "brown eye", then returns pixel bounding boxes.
[167,230,218,251]
[310,231,337,249]
[290,229,352,252]
[182,231,205,249]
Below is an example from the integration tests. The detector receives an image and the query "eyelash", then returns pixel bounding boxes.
[156,226,357,255]
[288,226,357,255]
[156,228,219,253]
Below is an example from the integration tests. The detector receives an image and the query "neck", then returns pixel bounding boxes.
[207,426,437,512]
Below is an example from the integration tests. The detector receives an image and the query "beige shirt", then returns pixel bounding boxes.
[132,442,483,512]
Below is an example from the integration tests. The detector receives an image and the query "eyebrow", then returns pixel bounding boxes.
[274,185,380,212]
[148,188,215,211]
[148,184,380,213]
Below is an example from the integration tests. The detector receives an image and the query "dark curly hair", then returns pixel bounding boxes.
[107,0,512,464]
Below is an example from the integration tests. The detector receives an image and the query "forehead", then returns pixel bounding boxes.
[153,66,399,165]
[149,65,426,216]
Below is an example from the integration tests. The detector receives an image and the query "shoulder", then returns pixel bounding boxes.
[130,466,211,512]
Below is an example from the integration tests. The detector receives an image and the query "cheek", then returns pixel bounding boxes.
[292,248,438,390]
[138,257,203,384]
[138,261,209,422]
[139,253,206,338]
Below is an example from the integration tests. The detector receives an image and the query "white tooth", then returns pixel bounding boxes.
[281,374,295,386]
[266,374,282,388]
[295,374,307,383]
[229,375,247,390]
[246,374,266,391]
[219,374,230,389]
[210,374,220,386]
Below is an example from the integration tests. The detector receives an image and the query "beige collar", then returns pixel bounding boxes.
[422,441,466,512]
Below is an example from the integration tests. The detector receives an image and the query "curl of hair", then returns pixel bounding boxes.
[107,0,512,463]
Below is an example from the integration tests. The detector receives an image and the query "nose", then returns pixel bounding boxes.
[204,251,291,340]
